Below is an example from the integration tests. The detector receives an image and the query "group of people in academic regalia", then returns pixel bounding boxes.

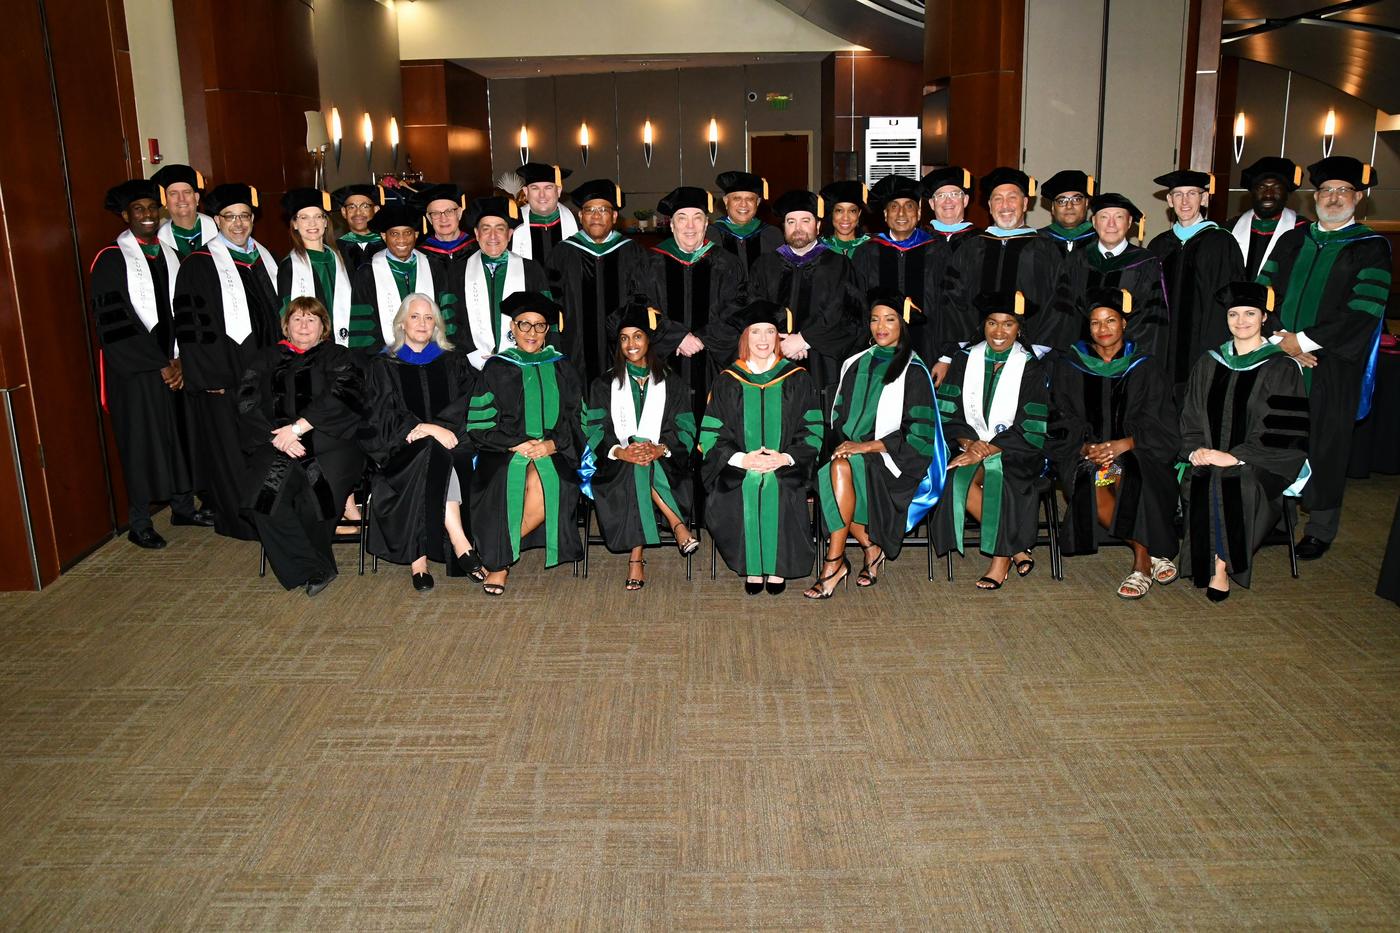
[90,149,1388,603]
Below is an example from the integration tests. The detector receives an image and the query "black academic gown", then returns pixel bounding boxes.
[1054,242,1170,359]
[546,235,652,383]
[1179,346,1309,588]
[1147,224,1243,387]
[419,236,477,327]
[582,369,696,552]
[700,359,822,579]
[454,254,552,363]
[90,241,191,511]
[466,349,585,571]
[1225,211,1309,280]
[346,252,441,354]
[941,231,1066,354]
[337,235,386,277]
[640,243,748,417]
[931,344,1050,558]
[1258,223,1392,512]
[746,247,861,394]
[816,349,941,560]
[1038,224,1098,256]
[1049,344,1179,558]
[237,341,367,588]
[362,348,478,569]
[851,235,950,365]
[173,247,283,540]
[706,221,783,274]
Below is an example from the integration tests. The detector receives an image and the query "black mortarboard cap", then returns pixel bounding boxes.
[715,171,768,198]
[569,179,623,209]
[368,202,423,234]
[870,174,923,206]
[1041,169,1095,199]
[734,298,793,332]
[150,164,205,194]
[1216,281,1277,313]
[1152,170,1215,194]
[500,291,565,332]
[412,183,467,211]
[332,183,385,207]
[520,162,571,187]
[204,183,261,217]
[867,287,925,326]
[979,168,1036,202]
[974,290,1030,320]
[104,179,164,214]
[1307,156,1377,190]
[657,187,714,216]
[772,189,823,221]
[1241,157,1302,192]
[920,165,974,196]
[819,180,868,211]
[281,187,333,217]
[611,295,665,337]
[466,196,523,229]
[1085,287,1133,317]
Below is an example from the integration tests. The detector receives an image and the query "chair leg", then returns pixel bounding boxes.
[710,536,717,581]
[358,496,369,576]
[945,550,954,582]
[259,544,267,578]
[1044,491,1064,581]
[1284,500,1300,579]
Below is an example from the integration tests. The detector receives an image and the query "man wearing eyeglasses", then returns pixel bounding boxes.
[545,179,650,382]
[172,183,281,540]
[458,196,551,370]
[1147,170,1244,391]
[1038,170,1098,255]
[853,174,948,366]
[413,183,476,328]
[332,183,385,276]
[1226,157,1309,280]
[1257,156,1392,560]
[921,165,977,244]
[152,164,216,259]
[511,163,576,264]
[938,167,1065,379]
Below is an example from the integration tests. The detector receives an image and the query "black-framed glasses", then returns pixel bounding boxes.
[513,320,551,334]
[219,212,253,223]
[1053,195,1086,206]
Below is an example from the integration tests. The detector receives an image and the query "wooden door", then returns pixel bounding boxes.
[749,133,810,225]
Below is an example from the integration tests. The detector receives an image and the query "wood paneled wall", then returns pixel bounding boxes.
[400,60,493,197]
[0,0,144,588]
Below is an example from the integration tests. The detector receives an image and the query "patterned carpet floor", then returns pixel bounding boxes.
[1,476,1397,929]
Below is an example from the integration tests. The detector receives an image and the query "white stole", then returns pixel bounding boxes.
[834,347,914,477]
[1231,207,1295,270]
[611,372,667,447]
[463,250,526,369]
[369,249,436,345]
[205,237,278,344]
[962,342,1029,443]
[115,229,180,334]
[288,247,352,346]
[510,209,578,260]
[157,213,218,253]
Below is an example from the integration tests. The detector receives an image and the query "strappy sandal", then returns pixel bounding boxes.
[626,558,646,591]
[856,545,886,587]
[1150,556,1178,585]
[481,569,508,596]
[803,557,851,599]
[1117,570,1152,600]
[672,522,700,557]
[1014,550,1036,577]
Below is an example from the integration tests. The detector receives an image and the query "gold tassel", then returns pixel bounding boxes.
[815,195,824,219]
[249,186,259,208]
[1293,165,1303,187]
[1027,177,1037,198]
[507,200,519,220]
[1086,174,1096,195]
[1121,289,1132,315]
[1264,286,1275,312]
[321,191,332,212]
[1206,173,1216,195]
[1013,291,1025,316]
[785,307,793,332]
[647,306,660,330]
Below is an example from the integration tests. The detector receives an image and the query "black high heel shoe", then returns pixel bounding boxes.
[744,578,765,595]
[1206,585,1230,602]
[804,557,851,599]
[765,578,786,595]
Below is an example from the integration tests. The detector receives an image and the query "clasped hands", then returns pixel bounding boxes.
[1187,447,1240,468]
[946,439,997,470]
[615,441,668,465]
[510,438,557,460]
[1082,438,1131,467]
[160,358,184,391]
[740,447,789,473]
[271,418,311,458]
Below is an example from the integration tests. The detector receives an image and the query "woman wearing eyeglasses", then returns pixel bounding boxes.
[466,291,584,595]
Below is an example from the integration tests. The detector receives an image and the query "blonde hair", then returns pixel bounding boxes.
[389,293,453,354]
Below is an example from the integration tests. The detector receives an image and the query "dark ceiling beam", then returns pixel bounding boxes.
[1300,15,1400,36]
[1220,0,1381,43]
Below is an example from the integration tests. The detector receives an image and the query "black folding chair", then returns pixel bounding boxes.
[942,475,1063,582]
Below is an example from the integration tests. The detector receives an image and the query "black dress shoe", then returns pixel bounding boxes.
[412,572,435,592]
[744,579,765,595]
[305,571,338,597]
[127,527,167,549]
[1295,536,1331,561]
[765,579,786,595]
[171,508,216,527]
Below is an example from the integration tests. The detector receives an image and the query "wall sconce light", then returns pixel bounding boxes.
[519,125,529,165]
[1233,112,1246,164]
[579,122,590,166]
[330,107,343,167]
[362,112,374,173]
[389,117,400,169]
[643,119,654,168]
[708,118,718,167]
[1322,108,1336,158]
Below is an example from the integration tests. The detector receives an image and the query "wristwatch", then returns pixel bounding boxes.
[291,423,305,437]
